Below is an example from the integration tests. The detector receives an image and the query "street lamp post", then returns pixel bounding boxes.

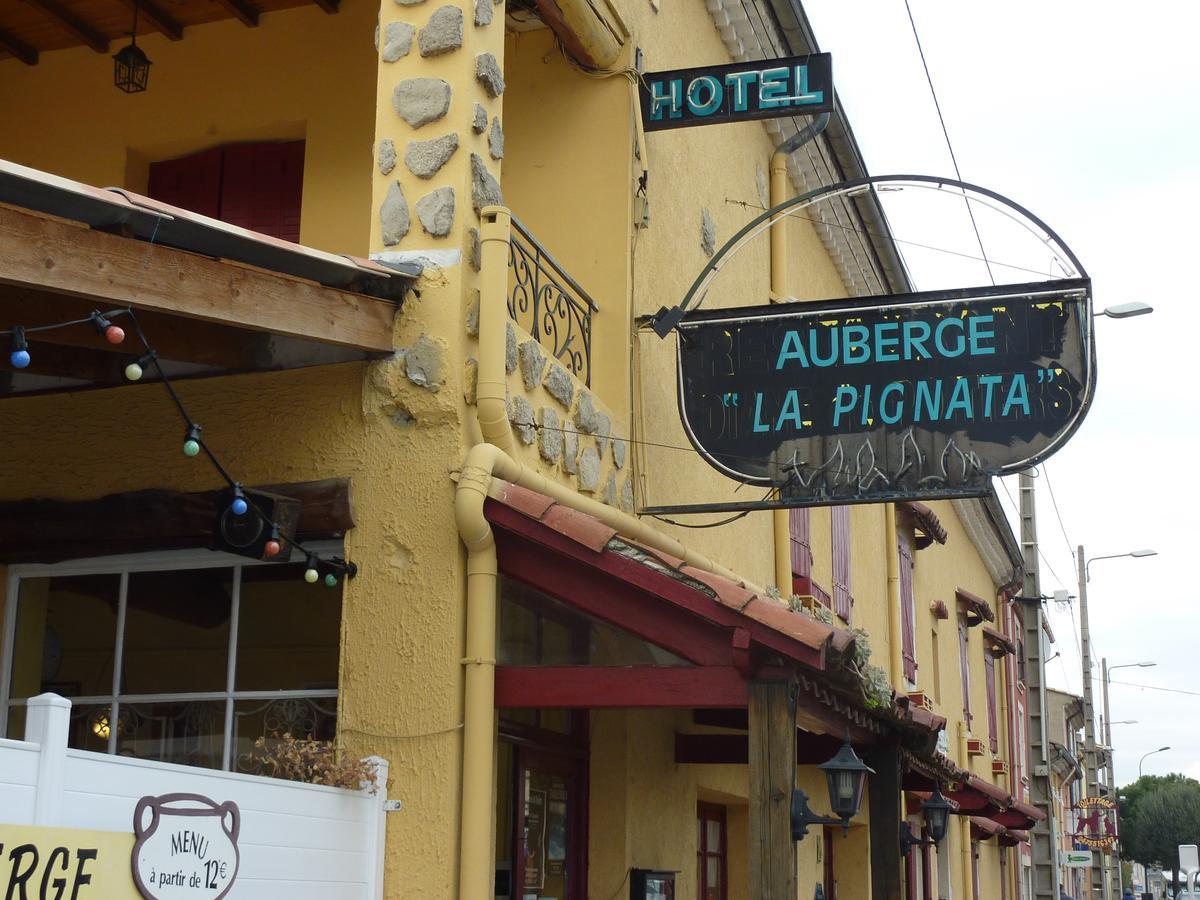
[1078,547,1157,900]
[1139,746,1170,778]
[1103,661,1154,899]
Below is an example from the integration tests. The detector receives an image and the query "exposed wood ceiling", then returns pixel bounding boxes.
[0,0,338,64]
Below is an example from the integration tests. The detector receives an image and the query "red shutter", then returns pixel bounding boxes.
[898,529,917,681]
[220,141,305,242]
[959,618,972,724]
[984,654,998,753]
[147,146,224,218]
[831,506,853,622]
[789,508,812,579]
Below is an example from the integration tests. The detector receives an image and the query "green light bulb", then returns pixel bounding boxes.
[324,573,338,587]
[182,439,200,457]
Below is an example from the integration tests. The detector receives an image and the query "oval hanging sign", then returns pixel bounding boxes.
[675,278,1094,507]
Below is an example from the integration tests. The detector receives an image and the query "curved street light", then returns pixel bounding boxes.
[1139,746,1170,778]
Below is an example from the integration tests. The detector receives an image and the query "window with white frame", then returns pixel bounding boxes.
[1,545,342,772]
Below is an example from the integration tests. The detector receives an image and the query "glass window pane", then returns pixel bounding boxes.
[122,569,232,693]
[706,856,721,894]
[235,563,340,691]
[67,701,120,754]
[231,697,337,774]
[707,818,722,851]
[116,700,224,769]
[10,574,120,698]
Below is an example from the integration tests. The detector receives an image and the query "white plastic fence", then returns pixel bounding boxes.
[0,693,390,900]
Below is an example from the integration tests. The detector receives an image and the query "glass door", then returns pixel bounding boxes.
[514,750,584,900]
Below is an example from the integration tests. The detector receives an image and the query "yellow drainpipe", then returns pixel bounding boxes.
[769,150,793,596]
[885,503,903,688]
[958,720,973,900]
[456,206,777,899]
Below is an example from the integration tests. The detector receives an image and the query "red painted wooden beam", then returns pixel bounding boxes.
[495,666,749,708]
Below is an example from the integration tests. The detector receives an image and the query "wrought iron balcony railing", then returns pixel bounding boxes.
[507,215,598,387]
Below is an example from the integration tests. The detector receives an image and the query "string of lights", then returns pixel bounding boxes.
[6,306,357,586]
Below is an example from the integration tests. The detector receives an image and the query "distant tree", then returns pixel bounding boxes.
[1118,774,1200,894]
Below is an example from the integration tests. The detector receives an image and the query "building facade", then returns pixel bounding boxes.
[0,0,1045,895]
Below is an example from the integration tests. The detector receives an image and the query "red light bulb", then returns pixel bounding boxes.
[264,539,281,558]
[104,325,125,345]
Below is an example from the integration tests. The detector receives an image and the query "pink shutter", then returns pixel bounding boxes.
[959,618,972,724]
[831,506,853,621]
[984,654,998,752]
[898,530,917,680]
[789,508,812,578]
[147,147,224,218]
[219,141,305,242]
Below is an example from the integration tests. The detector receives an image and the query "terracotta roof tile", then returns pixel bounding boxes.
[490,481,556,520]
[741,597,834,650]
[679,565,755,611]
[539,504,617,553]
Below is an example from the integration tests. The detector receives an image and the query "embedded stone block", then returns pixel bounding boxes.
[415,186,455,237]
[418,5,463,56]
[613,437,627,469]
[464,357,478,404]
[539,407,562,463]
[393,78,451,128]
[474,0,492,26]
[701,207,716,257]
[382,21,415,62]
[563,423,579,474]
[489,116,504,160]
[404,333,442,391]
[475,52,505,97]
[468,227,481,271]
[544,364,574,408]
[619,477,635,512]
[595,413,611,456]
[574,390,599,433]
[466,295,480,336]
[509,394,535,444]
[578,445,600,492]
[470,153,503,212]
[405,133,460,178]
[505,321,517,374]
[380,181,410,246]
[378,138,397,175]
[472,103,488,134]
[519,339,546,391]
[602,474,617,507]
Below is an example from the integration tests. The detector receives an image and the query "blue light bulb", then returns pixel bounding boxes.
[10,349,30,369]
[231,497,248,516]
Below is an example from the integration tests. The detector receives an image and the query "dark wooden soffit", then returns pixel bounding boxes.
[0,478,352,564]
[0,0,339,65]
[0,204,396,353]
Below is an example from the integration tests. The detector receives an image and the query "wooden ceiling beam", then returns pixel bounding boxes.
[0,205,397,353]
[312,0,340,13]
[213,0,260,27]
[23,0,109,52]
[0,27,38,65]
[0,290,262,370]
[16,339,126,383]
[112,0,183,41]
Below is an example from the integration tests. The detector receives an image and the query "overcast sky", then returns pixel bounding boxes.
[802,0,1200,788]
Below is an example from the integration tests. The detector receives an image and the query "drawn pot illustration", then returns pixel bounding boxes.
[131,793,240,900]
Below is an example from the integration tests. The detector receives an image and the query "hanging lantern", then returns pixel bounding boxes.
[818,733,875,833]
[113,4,151,93]
[921,786,954,844]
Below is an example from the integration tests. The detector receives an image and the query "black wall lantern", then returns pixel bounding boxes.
[113,3,151,93]
[791,734,875,841]
[899,786,955,854]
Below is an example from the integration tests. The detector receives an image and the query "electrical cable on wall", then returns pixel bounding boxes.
[3,308,358,585]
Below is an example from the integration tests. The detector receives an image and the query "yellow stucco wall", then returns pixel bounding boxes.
[0,1,378,255]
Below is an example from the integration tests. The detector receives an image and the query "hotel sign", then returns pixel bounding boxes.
[675,279,1094,507]
[640,53,833,132]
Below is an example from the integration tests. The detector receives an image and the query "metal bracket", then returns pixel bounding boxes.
[383,799,403,812]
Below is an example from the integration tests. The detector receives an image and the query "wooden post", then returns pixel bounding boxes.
[866,742,903,900]
[748,678,797,900]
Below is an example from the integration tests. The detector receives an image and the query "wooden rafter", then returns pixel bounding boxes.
[23,0,109,52]
[112,0,183,41]
[0,204,397,353]
[213,0,260,27]
[0,26,38,65]
[311,0,340,12]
